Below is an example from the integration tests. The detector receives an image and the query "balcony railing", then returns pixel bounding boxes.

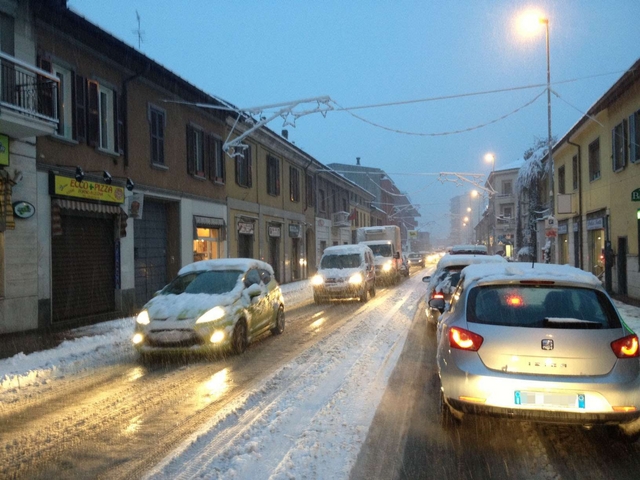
[0,52,59,127]
[332,211,351,227]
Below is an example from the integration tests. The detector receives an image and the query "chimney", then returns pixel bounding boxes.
[282,129,288,139]
[356,157,361,166]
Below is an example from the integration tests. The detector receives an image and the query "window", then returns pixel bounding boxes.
[87,80,123,154]
[53,64,73,139]
[502,181,512,196]
[572,155,578,190]
[235,145,252,187]
[267,155,280,196]
[149,105,165,166]
[630,109,640,164]
[502,206,513,218]
[319,188,326,212]
[342,198,347,212]
[588,138,600,181]
[193,227,223,262]
[305,174,314,208]
[289,166,300,202]
[558,165,565,194]
[186,124,205,177]
[612,120,628,172]
[208,136,225,184]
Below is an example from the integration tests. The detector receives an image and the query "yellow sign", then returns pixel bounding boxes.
[408,230,418,238]
[0,134,9,166]
[53,175,125,204]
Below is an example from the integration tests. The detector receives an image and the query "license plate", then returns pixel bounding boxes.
[514,391,585,409]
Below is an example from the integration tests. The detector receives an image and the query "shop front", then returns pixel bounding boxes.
[48,173,128,323]
[557,221,569,265]
[587,210,606,278]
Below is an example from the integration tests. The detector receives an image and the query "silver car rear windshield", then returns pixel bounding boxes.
[467,286,622,329]
[320,254,361,269]
[161,270,243,295]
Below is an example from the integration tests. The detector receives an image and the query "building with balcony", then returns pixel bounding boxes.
[0,0,59,333]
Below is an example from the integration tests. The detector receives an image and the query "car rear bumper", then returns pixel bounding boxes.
[446,397,640,425]
[313,284,365,299]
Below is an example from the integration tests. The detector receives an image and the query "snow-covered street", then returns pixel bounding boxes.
[2,269,640,479]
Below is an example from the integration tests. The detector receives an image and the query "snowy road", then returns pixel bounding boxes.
[2,267,640,479]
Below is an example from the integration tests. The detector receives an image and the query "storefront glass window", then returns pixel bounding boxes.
[193,227,222,262]
[558,234,568,265]
[588,229,604,278]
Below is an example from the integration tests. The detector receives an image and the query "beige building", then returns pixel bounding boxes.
[552,58,640,297]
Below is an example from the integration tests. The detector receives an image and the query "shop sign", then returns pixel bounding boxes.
[12,201,35,219]
[127,192,144,219]
[557,222,568,235]
[51,175,125,204]
[544,215,557,237]
[0,134,9,166]
[632,188,640,201]
[573,222,579,232]
[269,225,281,237]
[289,224,301,238]
[238,221,254,235]
[587,218,604,231]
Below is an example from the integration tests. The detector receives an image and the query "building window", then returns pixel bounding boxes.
[319,188,326,212]
[267,155,280,196]
[502,181,512,196]
[305,174,314,208]
[588,138,600,181]
[98,85,115,151]
[630,109,640,164]
[186,124,205,177]
[558,165,565,194]
[193,227,223,262]
[612,120,628,172]
[235,145,252,187]
[208,136,225,184]
[502,206,513,218]
[289,166,300,202]
[53,64,73,139]
[572,155,578,190]
[149,105,165,166]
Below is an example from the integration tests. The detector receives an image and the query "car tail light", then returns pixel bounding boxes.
[449,327,484,351]
[611,334,640,358]
[432,292,444,300]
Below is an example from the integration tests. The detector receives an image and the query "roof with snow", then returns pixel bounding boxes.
[436,253,507,270]
[461,262,602,289]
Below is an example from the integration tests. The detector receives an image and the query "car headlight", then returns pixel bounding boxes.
[196,306,226,324]
[210,330,226,343]
[382,261,393,272]
[311,274,324,286]
[349,273,363,284]
[132,333,144,344]
[136,310,150,325]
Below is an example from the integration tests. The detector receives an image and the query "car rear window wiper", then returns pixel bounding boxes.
[543,317,602,329]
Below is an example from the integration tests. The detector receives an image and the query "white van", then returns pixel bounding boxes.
[311,244,376,304]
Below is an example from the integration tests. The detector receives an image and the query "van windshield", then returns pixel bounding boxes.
[368,244,392,257]
[320,254,362,269]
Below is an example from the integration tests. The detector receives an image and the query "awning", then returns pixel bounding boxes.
[51,199,128,237]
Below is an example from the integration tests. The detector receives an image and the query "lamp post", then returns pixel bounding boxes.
[519,10,554,262]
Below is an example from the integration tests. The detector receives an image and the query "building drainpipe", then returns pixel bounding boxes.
[567,140,582,270]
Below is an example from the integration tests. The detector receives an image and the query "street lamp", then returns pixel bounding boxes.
[484,153,495,172]
[518,9,554,262]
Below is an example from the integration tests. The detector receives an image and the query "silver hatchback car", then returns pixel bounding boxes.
[432,262,640,441]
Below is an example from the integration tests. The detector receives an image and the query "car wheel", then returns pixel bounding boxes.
[232,320,248,354]
[271,306,285,335]
[359,287,368,303]
[610,424,640,443]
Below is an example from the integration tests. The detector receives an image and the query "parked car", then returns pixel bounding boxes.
[423,253,507,325]
[133,258,285,356]
[432,262,640,441]
[312,244,376,304]
[407,252,425,268]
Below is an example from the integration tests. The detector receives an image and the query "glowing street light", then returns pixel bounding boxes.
[484,153,495,172]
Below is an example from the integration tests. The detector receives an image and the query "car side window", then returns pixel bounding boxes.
[449,283,463,313]
[244,268,261,287]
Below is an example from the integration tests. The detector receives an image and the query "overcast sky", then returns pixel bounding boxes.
[68,0,640,242]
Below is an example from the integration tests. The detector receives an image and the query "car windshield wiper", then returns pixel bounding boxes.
[543,317,602,329]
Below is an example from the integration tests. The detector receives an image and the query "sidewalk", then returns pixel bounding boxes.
[0,328,72,360]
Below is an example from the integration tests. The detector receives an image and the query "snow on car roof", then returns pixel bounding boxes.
[461,262,602,288]
[178,258,274,276]
[436,253,507,270]
[322,244,372,255]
